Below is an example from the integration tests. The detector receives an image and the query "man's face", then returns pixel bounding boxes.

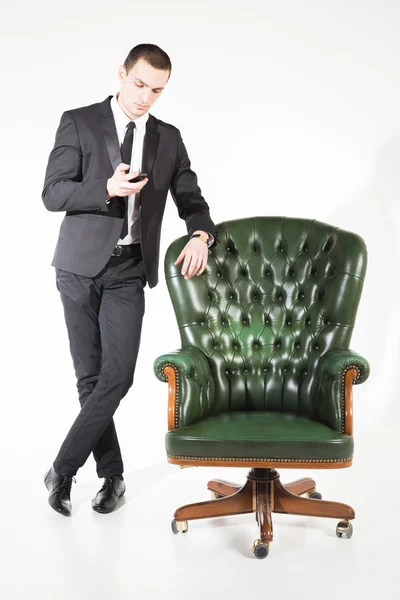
[117,58,170,119]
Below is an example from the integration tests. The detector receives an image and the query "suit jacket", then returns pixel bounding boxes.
[42,95,218,288]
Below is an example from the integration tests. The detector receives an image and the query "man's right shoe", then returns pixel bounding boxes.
[44,466,74,516]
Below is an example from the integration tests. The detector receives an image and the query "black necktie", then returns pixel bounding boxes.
[120,121,136,240]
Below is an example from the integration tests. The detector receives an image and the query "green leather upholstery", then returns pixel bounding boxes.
[154,217,369,463]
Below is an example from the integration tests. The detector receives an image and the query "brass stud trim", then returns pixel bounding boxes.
[168,454,352,463]
[341,365,361,433]
[159,363,180,428]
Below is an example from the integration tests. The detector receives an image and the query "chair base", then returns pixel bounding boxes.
[172,468,355,558]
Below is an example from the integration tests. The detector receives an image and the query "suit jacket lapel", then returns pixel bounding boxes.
[142,114,159,182]
[97,96,122,173]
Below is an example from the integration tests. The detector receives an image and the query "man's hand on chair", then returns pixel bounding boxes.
[174,231,210,280]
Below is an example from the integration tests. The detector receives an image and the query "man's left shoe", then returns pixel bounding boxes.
[91,476,126,514]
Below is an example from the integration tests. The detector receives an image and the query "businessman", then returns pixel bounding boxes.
[42,43,218,516]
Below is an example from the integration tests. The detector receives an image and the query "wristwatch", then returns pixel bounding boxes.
[190,232,209,244]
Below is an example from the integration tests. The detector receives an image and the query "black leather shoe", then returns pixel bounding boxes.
[91,476,126,514]
[44,467,75,516]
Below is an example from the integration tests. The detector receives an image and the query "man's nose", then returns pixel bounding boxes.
[139,90,151,104]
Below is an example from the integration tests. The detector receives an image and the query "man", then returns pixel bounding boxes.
[42,43,218,516]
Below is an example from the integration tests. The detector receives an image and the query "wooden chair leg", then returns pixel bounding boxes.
[282,477,317,496]
[273,478,355,520]
[256,481,273,543]
[174,478,255,521]
[207,479,242,497]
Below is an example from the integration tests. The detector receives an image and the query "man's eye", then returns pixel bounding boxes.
[135,82,143,87]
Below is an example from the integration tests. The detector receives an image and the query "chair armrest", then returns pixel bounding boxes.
[315,350,370,434]
[154,346,215,429]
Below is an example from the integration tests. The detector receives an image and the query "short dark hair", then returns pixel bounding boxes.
[123,44,172,77]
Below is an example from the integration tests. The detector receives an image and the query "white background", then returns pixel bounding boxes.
[2,0,399,598]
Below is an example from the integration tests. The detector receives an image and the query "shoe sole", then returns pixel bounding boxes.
[48,501,72,517]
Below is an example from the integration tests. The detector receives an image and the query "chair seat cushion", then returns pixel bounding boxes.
[166,412,353,462]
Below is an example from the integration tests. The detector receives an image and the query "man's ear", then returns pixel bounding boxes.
[118,65,126,83]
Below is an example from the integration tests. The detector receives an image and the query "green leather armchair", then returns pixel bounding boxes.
[154,216,369,558]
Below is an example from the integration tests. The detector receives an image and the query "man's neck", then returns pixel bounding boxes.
[116,92,148,121]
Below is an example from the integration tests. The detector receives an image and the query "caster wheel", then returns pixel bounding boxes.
[211,492,223,500]
[171,519,188,534]
[252,539,270,559]
[308,490,322,499]
[336,520,353,539]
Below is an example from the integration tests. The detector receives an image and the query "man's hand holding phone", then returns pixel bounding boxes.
[106,163,148,199]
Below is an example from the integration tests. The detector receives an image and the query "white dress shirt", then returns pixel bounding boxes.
[110,93,213,247]
[111,93,149,245]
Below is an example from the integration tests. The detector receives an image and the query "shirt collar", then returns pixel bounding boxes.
[110,93,149,132]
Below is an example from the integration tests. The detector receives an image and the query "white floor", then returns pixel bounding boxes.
[2,428,399,600]
[3,317,399,599]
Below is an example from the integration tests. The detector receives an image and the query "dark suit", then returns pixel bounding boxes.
[42,95,218,476]
[43,95,218,287]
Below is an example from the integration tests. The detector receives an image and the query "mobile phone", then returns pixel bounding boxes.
[129,172,148,183]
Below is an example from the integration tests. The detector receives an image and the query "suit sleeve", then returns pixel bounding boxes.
[169,129,218,246]
[42,111,109,212]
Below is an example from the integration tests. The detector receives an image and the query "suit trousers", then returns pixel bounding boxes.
[53,245,146,477]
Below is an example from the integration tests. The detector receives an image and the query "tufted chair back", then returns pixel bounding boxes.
[164,217,367,423]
